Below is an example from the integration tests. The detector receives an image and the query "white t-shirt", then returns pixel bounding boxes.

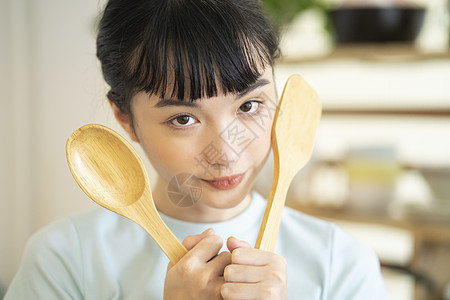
[5,192,388,299]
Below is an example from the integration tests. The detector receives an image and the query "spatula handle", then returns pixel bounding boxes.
[255,75,321,252]
[254,173,290,252]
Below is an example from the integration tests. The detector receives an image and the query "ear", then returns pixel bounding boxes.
[109,99,139,142]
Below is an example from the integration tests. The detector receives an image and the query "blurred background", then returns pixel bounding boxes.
[1,0,449,299]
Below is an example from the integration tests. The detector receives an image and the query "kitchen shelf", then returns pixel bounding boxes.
[287,200,450,300]
[287,200,450,238]
[281,44,450,64]
[323,107,450,117]
[275,54,450,115]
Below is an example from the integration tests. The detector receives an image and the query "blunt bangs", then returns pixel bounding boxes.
[126,0,279,101]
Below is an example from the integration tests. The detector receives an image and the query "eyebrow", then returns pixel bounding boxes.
[236,78,270,99]
[154,99,200,108]
[154,78,270,108]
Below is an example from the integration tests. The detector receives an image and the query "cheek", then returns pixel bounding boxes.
[253,108,275,156]
[247,124,272,166]
[139,133,200,181]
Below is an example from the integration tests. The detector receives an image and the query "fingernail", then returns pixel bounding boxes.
[232,237,248,247]
[229,236,240,243]
[202,228,214,235]
[237,240,246,246]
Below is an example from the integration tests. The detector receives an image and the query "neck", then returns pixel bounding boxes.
[152,176,252,223]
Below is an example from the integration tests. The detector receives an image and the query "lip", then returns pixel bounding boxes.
[201,173,246,190]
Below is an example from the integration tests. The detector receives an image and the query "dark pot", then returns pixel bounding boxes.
[330,6,426,43]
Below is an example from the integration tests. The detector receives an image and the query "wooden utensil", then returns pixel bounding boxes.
[255,74,321,252]
[66,124,187,264]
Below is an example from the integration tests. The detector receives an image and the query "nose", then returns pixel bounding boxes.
[206,118,261,166]
[199,118,258,171]
[200,136,239,170]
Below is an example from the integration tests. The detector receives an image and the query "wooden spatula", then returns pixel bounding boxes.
[255,74,321,252]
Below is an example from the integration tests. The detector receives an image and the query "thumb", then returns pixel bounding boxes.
[183,228,215,251]
[226,236,251,253]
[167,228,215,270]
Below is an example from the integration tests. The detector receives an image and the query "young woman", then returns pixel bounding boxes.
[5,0,388,299]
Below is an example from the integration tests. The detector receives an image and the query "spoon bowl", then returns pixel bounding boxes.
[255,74,322,251]
[66,124,187,264]
[67,125,146,208]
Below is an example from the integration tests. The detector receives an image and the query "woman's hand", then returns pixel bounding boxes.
[164,228,230,300]
[221,237,288,300]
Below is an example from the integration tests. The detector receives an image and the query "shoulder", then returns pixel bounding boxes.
[24,215,81,259]
[279,205,380,266]
[278,205,335,251]
[277,206,388,298]
[250,193,335,249]
[6,209,149,299]
[13,207,145,279]
[4,212,100,299]
[17,209,116,268]
[325,224,388,298]
[27,208,118,248]
[29,208,149,258]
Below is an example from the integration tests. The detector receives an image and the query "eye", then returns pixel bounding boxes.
[238,101,261,114]
[169,114,198,127]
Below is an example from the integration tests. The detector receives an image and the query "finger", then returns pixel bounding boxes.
[224,264,266,283]
[183,234,223,264]
[226,236,251,253]
[221,282,264,300]
[222,281,286,300]
[167,228,215,270]
[231,247,286,268]
[208,251,231,276]
[183,228,215,250]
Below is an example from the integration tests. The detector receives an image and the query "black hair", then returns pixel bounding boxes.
[96,0,280,116]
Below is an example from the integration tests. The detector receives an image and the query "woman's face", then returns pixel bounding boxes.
[115,68,277,222]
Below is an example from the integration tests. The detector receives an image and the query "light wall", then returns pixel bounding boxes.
[0,0,151,289]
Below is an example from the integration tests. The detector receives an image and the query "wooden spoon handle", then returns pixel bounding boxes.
[119,189,187,264]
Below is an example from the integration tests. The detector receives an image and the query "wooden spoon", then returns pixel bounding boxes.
[255,74,322,252]
[66,124,187,264]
